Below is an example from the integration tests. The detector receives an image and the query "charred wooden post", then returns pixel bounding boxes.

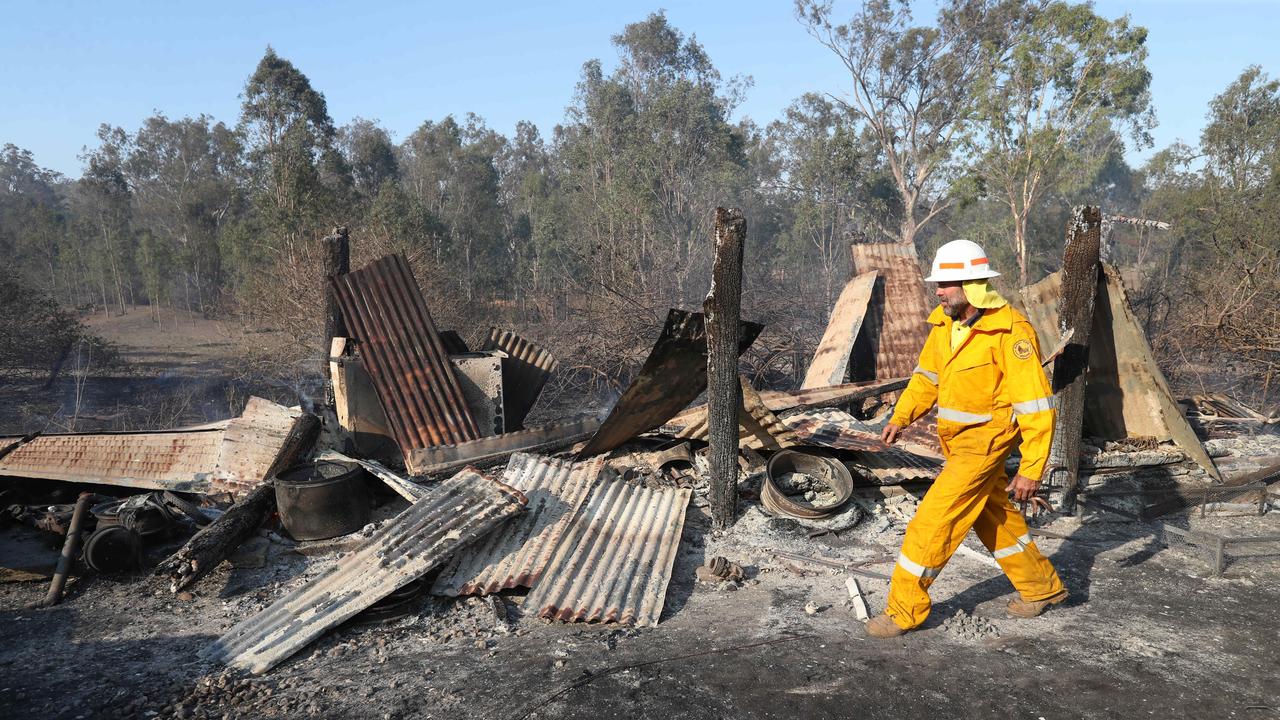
[705,208,746,530]
[154,412,320,593]
[322,226,350,388]
[1049,206,1102,514]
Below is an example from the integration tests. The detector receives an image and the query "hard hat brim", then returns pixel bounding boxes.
[924,267,1001,283]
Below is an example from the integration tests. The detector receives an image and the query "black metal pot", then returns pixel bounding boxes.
[275,460,372,541]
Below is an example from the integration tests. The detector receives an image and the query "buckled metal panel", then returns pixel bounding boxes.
[332,254,480,452]
[850,243,933,380]
[525,479,690,627]
[432,454,602,597]
[782,408,942,483]
[202,469,526,674]
[480,328,558,430]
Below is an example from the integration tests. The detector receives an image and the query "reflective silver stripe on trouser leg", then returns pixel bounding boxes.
[1012,396,1055,416]
[912,365,938,385]
[897,551,943,579]
[937,407,993,424]
[992,533,1034,560]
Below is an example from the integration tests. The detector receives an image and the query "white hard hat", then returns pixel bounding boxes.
[924,239,1001,282]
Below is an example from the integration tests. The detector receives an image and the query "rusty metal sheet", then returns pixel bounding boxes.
[782,408,942,483]
[0,431,222,492]
[432,453,603,597]
[333,254,480,452]
[202,469,526,674]
[406,417,600,476]
[0,398,304,496]
[480,328,558,431]
[212,397,306,496]
[803,271,878,389]
[525,478,690,626]
[1018,266,1219,479]
[849,243,933,381]
[577,309,763,458]
[666,377,797,450]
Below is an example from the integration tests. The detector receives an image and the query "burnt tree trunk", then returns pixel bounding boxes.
[705,208,746,530]
[322,226,350,388]
[1049,206,1102,514]
[153,413,320,593]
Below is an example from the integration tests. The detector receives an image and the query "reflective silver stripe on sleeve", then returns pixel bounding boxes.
[1012,396,1055,416]
[912,365,939,385]
[992,533,1035,560]
[896,551,942,579]
[936,407,993,424]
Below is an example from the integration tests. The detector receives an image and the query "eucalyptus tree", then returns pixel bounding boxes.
[796,0,1019,248]
[972,0,1153,285]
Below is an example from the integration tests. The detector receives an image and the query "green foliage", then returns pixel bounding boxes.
[0,269,118,382]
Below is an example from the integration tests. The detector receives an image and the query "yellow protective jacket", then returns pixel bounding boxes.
[890,304,1057,481]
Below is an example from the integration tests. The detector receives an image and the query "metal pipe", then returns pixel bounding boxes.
[39,492,92,607]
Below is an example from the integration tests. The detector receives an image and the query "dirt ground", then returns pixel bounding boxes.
[2,489,1279,720]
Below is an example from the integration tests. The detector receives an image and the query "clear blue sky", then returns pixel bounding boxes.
[2,0,1276,178]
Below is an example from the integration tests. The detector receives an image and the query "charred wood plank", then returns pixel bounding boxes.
[322,226,350,387]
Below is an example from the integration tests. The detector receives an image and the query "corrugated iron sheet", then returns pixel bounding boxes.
[332,254,480,452]
[407,417,600,476]
[667,377,797,450]
[480,328,558,431]
[802,270,878,389]
[850,243,933,381]
[0,431,222,492]
[782,408,942,483]
[756,377,910,413]
[0,398,305,496]
[525,478,690,626]
[202,469,527,674]
[577,309,763,458]
[432,453,603,597]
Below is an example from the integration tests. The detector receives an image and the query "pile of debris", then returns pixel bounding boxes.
[3,213,1278,684]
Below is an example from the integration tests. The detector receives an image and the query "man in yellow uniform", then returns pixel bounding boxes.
[866,239,1068,638]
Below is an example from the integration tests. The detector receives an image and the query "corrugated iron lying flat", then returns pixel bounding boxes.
[577,309,763,458]
[407,417,600,476]
[666,377,797,450]
[849,243,933,381]
[480,328,558,431]
[525,478,690,627]
[202,469,527,674]
[802,270,878,389]
[332,254,480,452]
[782,408,942,484]
[432,453,603,597]
[0,398,307,497]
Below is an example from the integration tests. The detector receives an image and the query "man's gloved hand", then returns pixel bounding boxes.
[881,422,902,445]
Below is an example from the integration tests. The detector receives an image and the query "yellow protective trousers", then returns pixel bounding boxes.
[885,438,1065,630]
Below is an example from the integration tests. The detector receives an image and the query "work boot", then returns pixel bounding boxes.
[1007,589,1068,619]
[865,614,909,638]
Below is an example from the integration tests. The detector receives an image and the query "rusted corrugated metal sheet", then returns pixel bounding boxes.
[432,453,602,597]
[666,377,797,450]
[782,408,942,483]
[406,417,600,476]
[212,397,305,496]
[332,254,480,452]
[756,377,910,413]
[849,243,933,381]
[802,271,878,389]
[577,309,763,458]
[525,478,690,626]
[0,398,305,496]
[480,328,557,431]
[0,431,222,492]
[202,469,526,674]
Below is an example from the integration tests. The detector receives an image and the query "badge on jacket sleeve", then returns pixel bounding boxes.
[1012,339,1034,360]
